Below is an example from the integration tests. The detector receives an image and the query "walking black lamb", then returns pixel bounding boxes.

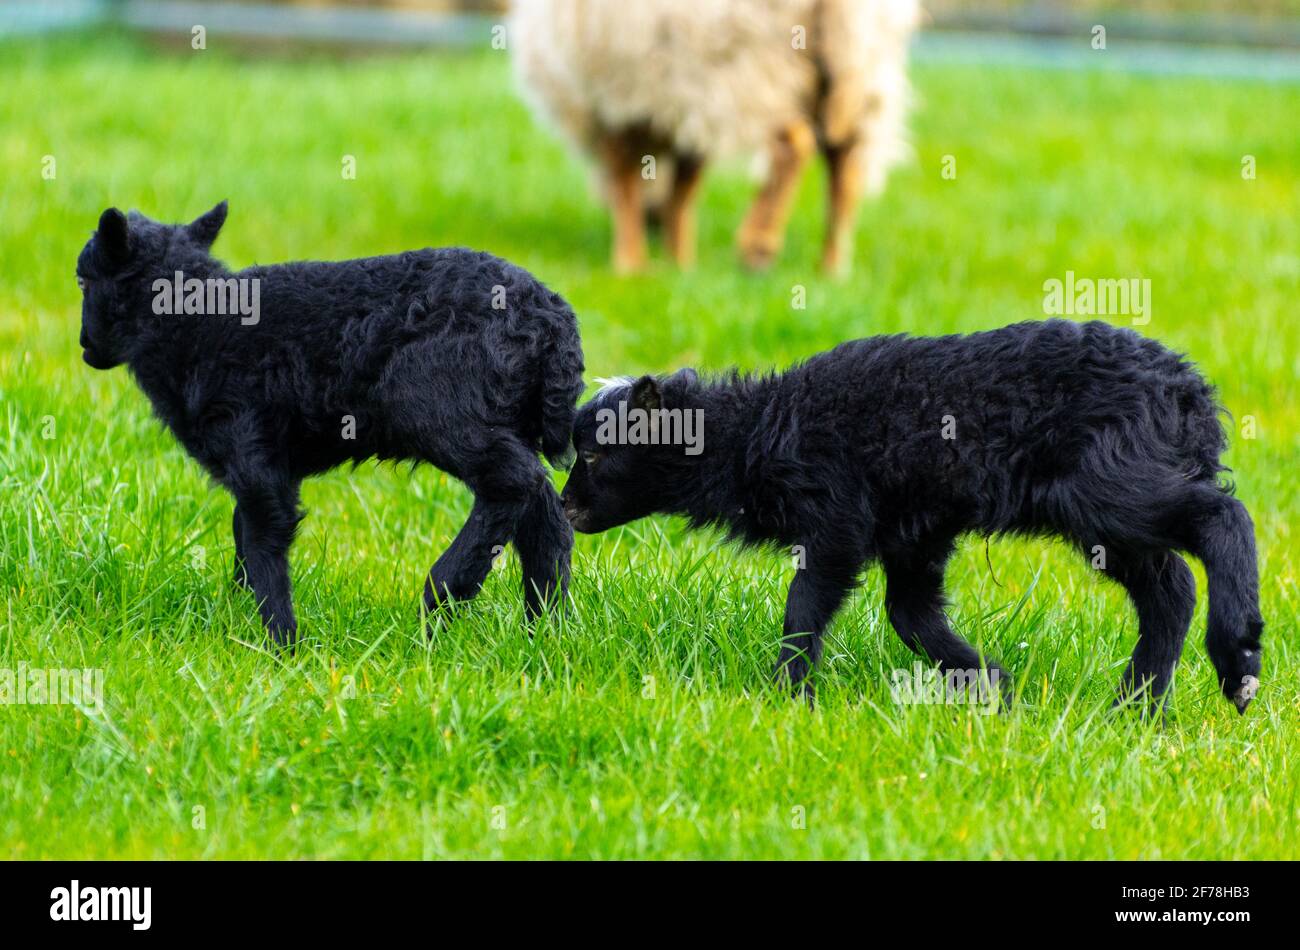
[560,320,1264,714]
[77,202,584,644]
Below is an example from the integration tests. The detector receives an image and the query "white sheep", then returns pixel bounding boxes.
[510,0,920,274]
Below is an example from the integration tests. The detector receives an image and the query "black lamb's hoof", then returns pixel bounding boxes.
[1111,694,1168,724]
[771,662,816,707]
[422,595,472,626]
[522,580,569,627]
[266,623,297,651]
[423,572,483,614]
[1231,675,1260,715]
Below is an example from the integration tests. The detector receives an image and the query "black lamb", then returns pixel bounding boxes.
[77,202,585,644]
[560,320,1264,714]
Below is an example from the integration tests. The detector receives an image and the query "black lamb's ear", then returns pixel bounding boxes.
[656,368,698,409]
[97,207,131,263]
[187,200,228,248]
[631,375,662,413]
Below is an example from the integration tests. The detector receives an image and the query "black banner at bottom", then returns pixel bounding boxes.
[0,859,1280,936]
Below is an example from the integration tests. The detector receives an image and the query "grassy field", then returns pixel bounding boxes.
[1,33,1297,860]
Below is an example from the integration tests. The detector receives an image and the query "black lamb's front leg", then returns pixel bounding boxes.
[882,537,1011,708]
[232,505,249,589]
[778,564,858,701]
[231,477,302,647]
[424,498,500,613]
[512,481,573,619]
[424,437,551,623]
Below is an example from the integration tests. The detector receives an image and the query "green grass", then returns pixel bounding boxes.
[2,33,1298,860]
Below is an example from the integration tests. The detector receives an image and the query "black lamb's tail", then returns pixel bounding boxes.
[538,311,584,470]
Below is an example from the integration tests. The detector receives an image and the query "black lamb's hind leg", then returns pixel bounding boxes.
[778,561,860,702]
[232,506,249,589]
[231,477,302,647]
[882,538,1010,708]
[1182,491,1264,713]
[511,481,573,619]
[1096,547,1196,717]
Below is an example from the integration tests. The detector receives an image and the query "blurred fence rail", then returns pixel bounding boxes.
[926,0,1300,47]
[0,0,488,44]
[5,0,1300,49]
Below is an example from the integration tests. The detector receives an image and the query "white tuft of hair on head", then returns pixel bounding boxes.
[594,376,635,397]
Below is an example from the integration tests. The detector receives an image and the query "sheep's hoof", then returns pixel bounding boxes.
[820,253,852,279]
[611,248,648,275]
[738,243,778,271]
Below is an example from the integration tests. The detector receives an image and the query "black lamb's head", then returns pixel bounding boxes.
[561,369,701,534]
[76,201,228,369]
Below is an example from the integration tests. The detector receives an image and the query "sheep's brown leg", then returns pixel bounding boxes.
[664,154,706,269]
[822,139,866,276]
[598,130,648,274]
[736,120,815,271]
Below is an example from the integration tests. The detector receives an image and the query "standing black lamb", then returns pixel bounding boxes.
[560,320,1264,715]
[77,202,585,644]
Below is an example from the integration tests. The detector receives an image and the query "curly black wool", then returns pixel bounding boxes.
[78,202,584,643]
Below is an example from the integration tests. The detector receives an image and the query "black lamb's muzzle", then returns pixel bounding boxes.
[561,500,592,533]
[561,497,637,534]
[80,326,116,369]
[560,489,606,533]
[81,345,120,370]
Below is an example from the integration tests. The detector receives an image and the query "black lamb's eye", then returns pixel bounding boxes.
[76,276,86,293]
[581,450,600,467]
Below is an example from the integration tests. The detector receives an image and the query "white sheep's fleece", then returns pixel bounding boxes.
[510,0,920,190]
